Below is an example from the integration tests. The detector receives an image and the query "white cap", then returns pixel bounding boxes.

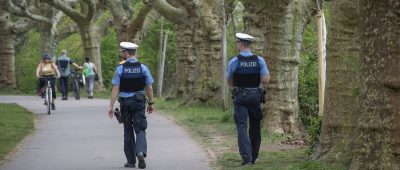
[235,33,255,43]
[120,42,138,50]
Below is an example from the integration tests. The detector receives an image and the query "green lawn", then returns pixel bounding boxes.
[0,103,34,161]
[155,98,347,170]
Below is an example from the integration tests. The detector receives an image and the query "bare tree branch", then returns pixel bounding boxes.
[98,17,113,38]
[1,0,52,23]
[43,0,86,24]
[55,24,79,43]
[105,0,128,25]
[13,18,33,33]
[144,0,192,25]
[82,0,96,21]
[127,5,152,39]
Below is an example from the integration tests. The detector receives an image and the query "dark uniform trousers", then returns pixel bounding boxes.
[233,88,262,163]
[120,93,148,164]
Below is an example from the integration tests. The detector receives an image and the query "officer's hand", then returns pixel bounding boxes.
[108,106,113,119]
[147,104,153,114]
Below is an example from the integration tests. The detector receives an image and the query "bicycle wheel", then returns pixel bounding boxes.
[47,86,51,115]
[73,79,80,100]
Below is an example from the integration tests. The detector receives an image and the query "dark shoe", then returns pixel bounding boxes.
[62,97,67,100]
[124,163,135,168]
[88,96,93,99]
[51,103,56,110]
[137,152,146,169]
[241,162,252,166]
[44,101,47,105]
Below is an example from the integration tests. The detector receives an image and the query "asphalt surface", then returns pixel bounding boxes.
[0,95,211,170]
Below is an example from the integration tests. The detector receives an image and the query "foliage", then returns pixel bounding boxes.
[100,30,119,89]
[15,31,41,93]
[138,19,177,94]
[0,104,34,161]
[298,19,320,150]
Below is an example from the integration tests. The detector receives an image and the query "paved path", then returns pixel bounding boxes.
[0,96,211,170]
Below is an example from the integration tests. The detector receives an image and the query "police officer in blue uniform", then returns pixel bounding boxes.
[108,42,154,169]
[227,33,270,166]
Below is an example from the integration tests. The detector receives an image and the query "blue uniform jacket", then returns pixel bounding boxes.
[226,51,269,81]
[112,58,154,98]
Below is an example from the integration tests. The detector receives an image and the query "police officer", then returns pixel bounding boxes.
[108,42,154,169]
[227,33,270,166]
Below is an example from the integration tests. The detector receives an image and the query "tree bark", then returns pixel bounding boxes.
[0,10,16,89]
[157,30,168,97]
[79,24,104,89]
[44,0,105,89]
[349,1,400,169]
[148,0,223,103]
[39,7,63,57]
[242,0,314,134]
[313,0,361,163]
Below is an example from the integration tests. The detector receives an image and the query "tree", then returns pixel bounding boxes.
[349,0,400,169]
[105,1,155,43]
[146,0,224,103]
[0,9,32,89]
[0,0,52,89]
[1,0,80,57]
[313,0,361,163]
[43,0,112,89]
[241,0,315,134]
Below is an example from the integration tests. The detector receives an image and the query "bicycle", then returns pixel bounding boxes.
[71,71,83,100]
[42,77,53,115]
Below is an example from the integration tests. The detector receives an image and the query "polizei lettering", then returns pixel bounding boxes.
[124,68,141,74]
[240,62,257,68]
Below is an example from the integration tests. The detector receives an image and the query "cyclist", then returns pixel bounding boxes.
[36,53,60,110]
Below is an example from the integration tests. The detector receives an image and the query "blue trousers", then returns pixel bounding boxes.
[120,95,147,164]
[59,76,69,98]
[233,89,262,163]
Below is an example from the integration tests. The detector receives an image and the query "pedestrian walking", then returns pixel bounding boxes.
[56,49,82,100]
[226,33,270,166]
[107,42,154,169]
[83,57,97,99]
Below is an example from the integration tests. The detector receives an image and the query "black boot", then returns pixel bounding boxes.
[137,152,146,169]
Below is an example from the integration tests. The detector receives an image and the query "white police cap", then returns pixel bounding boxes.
[120,42,138,50]
[235,33,255,43]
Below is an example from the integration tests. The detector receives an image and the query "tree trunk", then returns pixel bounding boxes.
[40,21,57,59]
[313,0,361,163]
[0,10,16,89]
[156,18,164,97]
[79,24,104,90]
[221,0,228,111]
[242,1,265,54]
[349,1,400,169]
[243,0,314,134]
[174,25,195,98]
[148,0,223,103]
[157,31,168,97]
[39,6,60,57]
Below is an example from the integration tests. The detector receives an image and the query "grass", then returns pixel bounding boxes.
[0,103,35,161]
[155,98,348,170]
